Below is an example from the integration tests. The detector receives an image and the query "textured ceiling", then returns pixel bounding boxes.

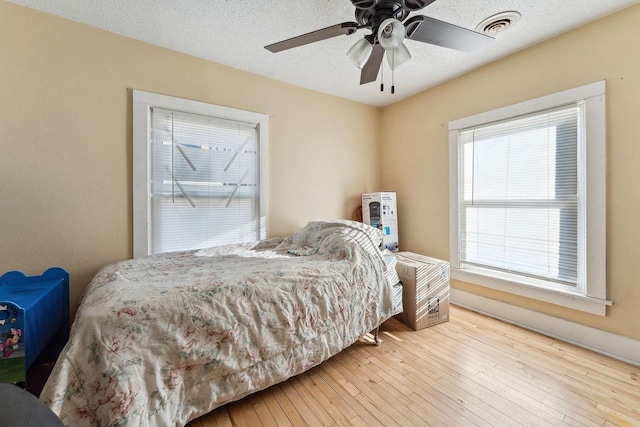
[9,0,640,107]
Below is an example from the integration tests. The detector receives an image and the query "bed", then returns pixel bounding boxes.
[40,220,402,426]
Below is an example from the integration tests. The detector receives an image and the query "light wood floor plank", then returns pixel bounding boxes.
[317,361,390,426]
[198,406,232,427]
[259,387,294,427]
[352,342,501,427]
[248,394,279,427]
[271,383,311,426]
[441,322,640,426]
[428,318,617,424]
[190,306,640,427]
[454,308,638,387]
[225,398,258,427]
[406,328,571,426]
[328,350,417,426]
[347,415,369,427]
[335,349,440,426]
[383,324,552,426]
[290,374,340,426]
[301,369,359,422]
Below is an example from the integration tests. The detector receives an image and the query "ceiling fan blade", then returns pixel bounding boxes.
[405,15,493,53]
[360,44,384,85]
[265,22,359,53]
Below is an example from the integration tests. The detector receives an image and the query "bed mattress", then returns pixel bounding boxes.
[41,220,400,426]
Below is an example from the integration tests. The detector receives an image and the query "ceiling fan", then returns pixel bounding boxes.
[265,0,494,89]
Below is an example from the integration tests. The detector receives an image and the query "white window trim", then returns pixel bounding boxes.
[132,90,269,258]
[448,81,610,316]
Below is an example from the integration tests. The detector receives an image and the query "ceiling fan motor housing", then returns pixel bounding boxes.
[403,0,433,11]
[350,0,433,12]
[350,0,378,9]
[352,0,430,30]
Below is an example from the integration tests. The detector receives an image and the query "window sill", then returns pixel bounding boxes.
[451,267,612,316]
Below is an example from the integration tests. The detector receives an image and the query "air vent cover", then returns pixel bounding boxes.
[476,11,521,36]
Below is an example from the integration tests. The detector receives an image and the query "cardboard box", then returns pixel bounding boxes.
[361,192,399,252]
[394,251,450,330]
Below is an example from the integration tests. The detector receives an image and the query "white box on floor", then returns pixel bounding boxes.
[394,251,450,330]
[361,192,398,252]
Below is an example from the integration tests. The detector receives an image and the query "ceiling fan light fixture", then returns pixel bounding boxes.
[387,43,411,70]
[377,18,406,50]
[347,38,373,69]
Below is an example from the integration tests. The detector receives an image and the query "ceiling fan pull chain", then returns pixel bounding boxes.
[391,50,395,94]
[380,59,384,92]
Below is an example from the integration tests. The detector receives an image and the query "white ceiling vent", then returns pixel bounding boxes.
[476,11,522,36]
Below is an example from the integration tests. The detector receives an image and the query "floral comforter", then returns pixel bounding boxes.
[41,220,400,426]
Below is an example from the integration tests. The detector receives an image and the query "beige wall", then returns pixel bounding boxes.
[381,5,640,340]
[0,1,382,311]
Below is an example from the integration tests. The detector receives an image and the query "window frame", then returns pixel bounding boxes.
[132,90,269,258]
[448,81,609,316]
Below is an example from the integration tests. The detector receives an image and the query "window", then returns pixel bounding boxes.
[449,82,609,315]
[133,90,268,257]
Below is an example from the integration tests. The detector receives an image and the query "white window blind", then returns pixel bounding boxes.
[458,104,581,286]
[150,107,262,254]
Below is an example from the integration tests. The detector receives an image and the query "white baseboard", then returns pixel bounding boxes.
[451,288,640,367]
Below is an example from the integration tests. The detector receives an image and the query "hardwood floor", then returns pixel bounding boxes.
[188,305,640,427]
